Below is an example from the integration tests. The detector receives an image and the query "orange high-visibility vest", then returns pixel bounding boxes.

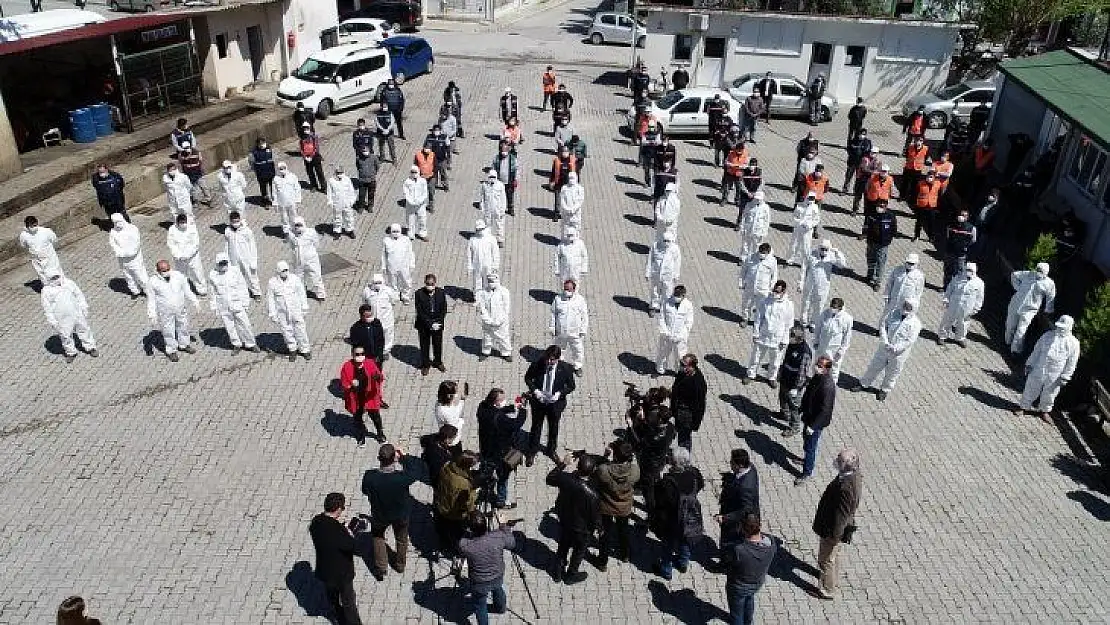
[502,125,522,144]
[414,151,435,178]
[724,150,746,176]
[542,71,557,93]
[974,146,995,172]
[915,179,941,209]
[905,144,928,171]
[865,174,893,201]
[550,155,577,185]
[934,161,954,190]
[805,174,829,201]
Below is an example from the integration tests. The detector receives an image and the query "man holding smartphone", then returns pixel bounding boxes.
[308,492,363,625]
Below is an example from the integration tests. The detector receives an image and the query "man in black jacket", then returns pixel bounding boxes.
[846,97,867,143]
[715,448,759,544]
[546,452,601,584]
[293,102,315,134]
[476,388,528,508]
[843,129,873,193]
[91,164,128,221]
[778,327,812,436]
[524,345,576,462]
[861,200,897,290]
[414,273,447,375]
[350,305,385,366]
[755,72,774,122]
[812,448,863,599]
[795,356,836,486]
[308,492,363,625]
[380,80,406,139]
[670,354,707,451]
[633,403,675,523]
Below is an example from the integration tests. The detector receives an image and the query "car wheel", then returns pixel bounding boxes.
[315,99,333,120]
[109,0,120,9]
[144,3,155,11]
[590,33,603,45]
[394,72,406,86]
[821,105,832,122]
[425,58,434,75]
[636,36,645,48]
[926,111,948,129]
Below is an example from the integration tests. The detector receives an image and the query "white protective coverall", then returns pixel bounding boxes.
[1020,315,1080,413]
[108,214,148,296]
[148,269,199,354]
[267,262,311,354]
[327,172,357,235]
[163,171,194,220]
[645,233,682,312]
[813,306,853,381]
[656,294,694,374]
[381,224,416,302]
[402,170,429,239]
[286,221,326,299]
[788,196,820,265]
[739,249,777,323]
[859,304,922,393]
[882,257,925,322]
[738,194,770,260]
[41,274,96,357]
[478,173,509,243]
[747,292,795,380]
[362,274,399,352]
[938,263,985,343]
[477,274,513,356]
[550,290,589,370]
[208,254,256,349]
[224,220,261,296]
[799,243,847,325]
[553,228,589,288]
[654,184,681,241]
[218,164,248,214]
[19,226,61,282]
[557,172,584,238]
[467,221,501,295]
[1006,264,1056,354]
[166,220,207,295]
[273,168,303,229]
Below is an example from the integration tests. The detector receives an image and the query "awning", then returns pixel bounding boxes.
[0,12,188,56]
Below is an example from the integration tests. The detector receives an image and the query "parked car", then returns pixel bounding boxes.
[337,18,394,45]
[340,1,423,32]
[588,12,646,47]
[900,80,996,129]
[379,35,434,85]
[727,72,838,122]
[109,0,157,11]
[624,88,739,136]
[276,44,391,119]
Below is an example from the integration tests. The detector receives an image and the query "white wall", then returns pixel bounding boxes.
[200,3,285,98]
[988,79,1048,173]
[283,0,339,71]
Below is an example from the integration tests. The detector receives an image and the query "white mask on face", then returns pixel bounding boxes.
[425,284,436,291]
[230,222,241,230]
[674,296,684,303]
[562,290,573,298]
[758,252,768,260]
[1036,270,1047,279]
[353,354,366,362]
[905,263,915,271]
[372,283,382,291]
[159,271,171,280]
[27,226,38,235]
[216,263,228,273]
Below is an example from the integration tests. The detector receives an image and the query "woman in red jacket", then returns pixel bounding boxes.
[339,346,384,446]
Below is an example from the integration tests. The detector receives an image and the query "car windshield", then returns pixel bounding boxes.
[730,75,754,88]
[382,43,405,57]
[656,91,685,109]
[935,84,971,100]
[293,58,339,82]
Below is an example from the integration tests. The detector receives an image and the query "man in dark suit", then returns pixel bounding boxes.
[546,451,601,584]
[812,448,862,599]
[414,273,448,375]
[350,304,385,365]
[524,344,576,463]
[308,492,363,625]
[715,448,760,544]
[755,72,775,122]
[795,355,837,486]
[670,353,707,452]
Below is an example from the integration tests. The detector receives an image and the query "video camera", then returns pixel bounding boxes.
[347,513,371,534]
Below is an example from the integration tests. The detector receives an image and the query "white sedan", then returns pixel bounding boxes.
[727,72,839,121]
[338,18,394,45]
[625,88,739,136]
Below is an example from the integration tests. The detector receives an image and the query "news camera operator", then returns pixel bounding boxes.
[458,510,522,625]
[626,386,676,524]
[546,452,601,584]
[433,450,479,557]
[670,354,707,452]
[308,492,364,625]
[591,439,640,569]
[477,388,529,509]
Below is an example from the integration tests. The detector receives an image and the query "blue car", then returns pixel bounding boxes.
[380,36,434,85]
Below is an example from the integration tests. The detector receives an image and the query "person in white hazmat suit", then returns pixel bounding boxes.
[108,212,148,298]
[813,297,852,382]
[645,230,682,315]
[273,162,303,230]
[267,260,311,361]
[208,253,258,353]
[654,182,681,241]
[147,259,200,362]
[1015,315,1080,423]
[362,273,399,357]
[739,242,777,325]
[744,279,795,386]
[881,253,924,323]
[851,299,922,401]
[655,284,694,376]
[381,223,416,303]
[285,217,326,300]
[166,213,207,296]
[162,162,194,221]
[557,171,584,238]
[41,271,98,362]
[19,216,61,283]
[223,211,261,298]
[1005,262,1056,355]
[477,169,509,245]
[467,219,501,298]
[553,227,589,290]
[799,239,847,328]
[738,190,770,260]
[327,165,358,239]
[550,278,589,374]
[787,192,821,266]
[937,262,985,347]
[402,165,430,240]
[476,272,513,361]
[218,160,248,215]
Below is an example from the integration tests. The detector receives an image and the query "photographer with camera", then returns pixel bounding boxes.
[524,345,576,464]
[433,450,479,557]
[651,447,706,581]
[546,452,600,584]
[308,492,364,625]
[628,390,675,524]
[420,424,459,491]
[477,388,528,509]
[670,354,707,452]
[592,439,639,569]
[360,443,420,581]
[458,510,521,625]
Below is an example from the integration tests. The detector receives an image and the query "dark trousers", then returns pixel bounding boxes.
[778,385,802,432]
[913,207,936,240]
[528,405,563,454]
[901,169,920,204]
[370,518,409,575]
[324,579,363,625]
[357,180,377,209]
[376,135,397,161]
[720,174,739,204]
[598,514,630,566]
[505,185,516,213]
[418,326,443,368]
[305,156,326,191]
[434,514,464,556]
[101,201,129,222]
[761,96,772,120]
[353,407,383,444]
[392,111,405,139]
[556,529,588,574]
[726,582,760,625]
[257,174,274,202]
[943,254,967,288]
[542,92,552,110]
[676,425,693,451]
[865,242,890,285]
[434,163,450,190]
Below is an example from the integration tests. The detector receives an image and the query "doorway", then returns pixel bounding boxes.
[808,41,832,85]
[246,25,264,82]
[835,45,865,103]
[698,36,726,87]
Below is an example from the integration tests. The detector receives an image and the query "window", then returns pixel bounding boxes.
[673,34,693,61]
[618,15,634,28]
[601,14,615,25]
[366,54,386,71]
[671,98,701,114]
[779,81,803,96]
[704,37,726,59]
[215,33,228,59]
[735,20,802,55]
[810,42,831,65]
[340,59,368,80]
[962,90,995,103]
[846,45,865,67]
[1068,138,1107,196]
[878,29,942,62]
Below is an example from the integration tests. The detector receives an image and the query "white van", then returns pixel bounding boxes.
[276,45,391,119]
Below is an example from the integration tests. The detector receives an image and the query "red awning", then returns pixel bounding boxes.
[0,12,188,56]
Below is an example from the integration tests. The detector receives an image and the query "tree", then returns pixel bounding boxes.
[1076,280,1110,364]
[1025,233,1057,270]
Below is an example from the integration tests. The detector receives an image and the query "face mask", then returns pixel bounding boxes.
[674,296,684,303]
[1036,271,1047,279]
[293,226,304,234]
[99,172,108,179]
[27,226,38,235]
[223,168,232,174]
[217,263,228,273]
[957,216,967,222]
[906,263,915,271]
[372,283,382,291]
[820,248,829,256]
[425,284,435,291]
[230,222,241,230]
[160,271,171,280]
[391,231,401,239]
[168,170,177,177]
[758,253,768,260]
[988,196,997,203]
[260,143,267,149]
[563,290,573,298]
[354,354,366,362]
[279,271,289,279]
[775,292,785,300]
[176,223,187,230]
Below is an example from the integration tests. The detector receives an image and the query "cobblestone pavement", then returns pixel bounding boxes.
[1,7,1109,624]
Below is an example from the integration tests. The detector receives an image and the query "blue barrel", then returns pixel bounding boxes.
[69,108,96,144]
[91,103,113,137]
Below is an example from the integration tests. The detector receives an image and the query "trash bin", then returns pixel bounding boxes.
[91,103,114,137]
[69,108,96,144]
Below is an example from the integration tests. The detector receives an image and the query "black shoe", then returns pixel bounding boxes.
[564,571,587,585]
[232,345,242,354]
[64,354,76,364]
[525,454,535,468]
[551,565,563,582]
[168,352,180,362]
[88,349,100,358]
[347,231,356,239]
[288,352,298,362]
[876,390,888,401]
[380,401,390,410]
[247,346,261,353]
[371,570,385,582]
[675,562,688,574]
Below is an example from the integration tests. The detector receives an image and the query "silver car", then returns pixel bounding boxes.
[900,80,996,129]
[726,72,839,121]
[588,12,646,47]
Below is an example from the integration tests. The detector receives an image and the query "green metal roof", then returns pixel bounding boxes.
[1000,49,1110,151]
